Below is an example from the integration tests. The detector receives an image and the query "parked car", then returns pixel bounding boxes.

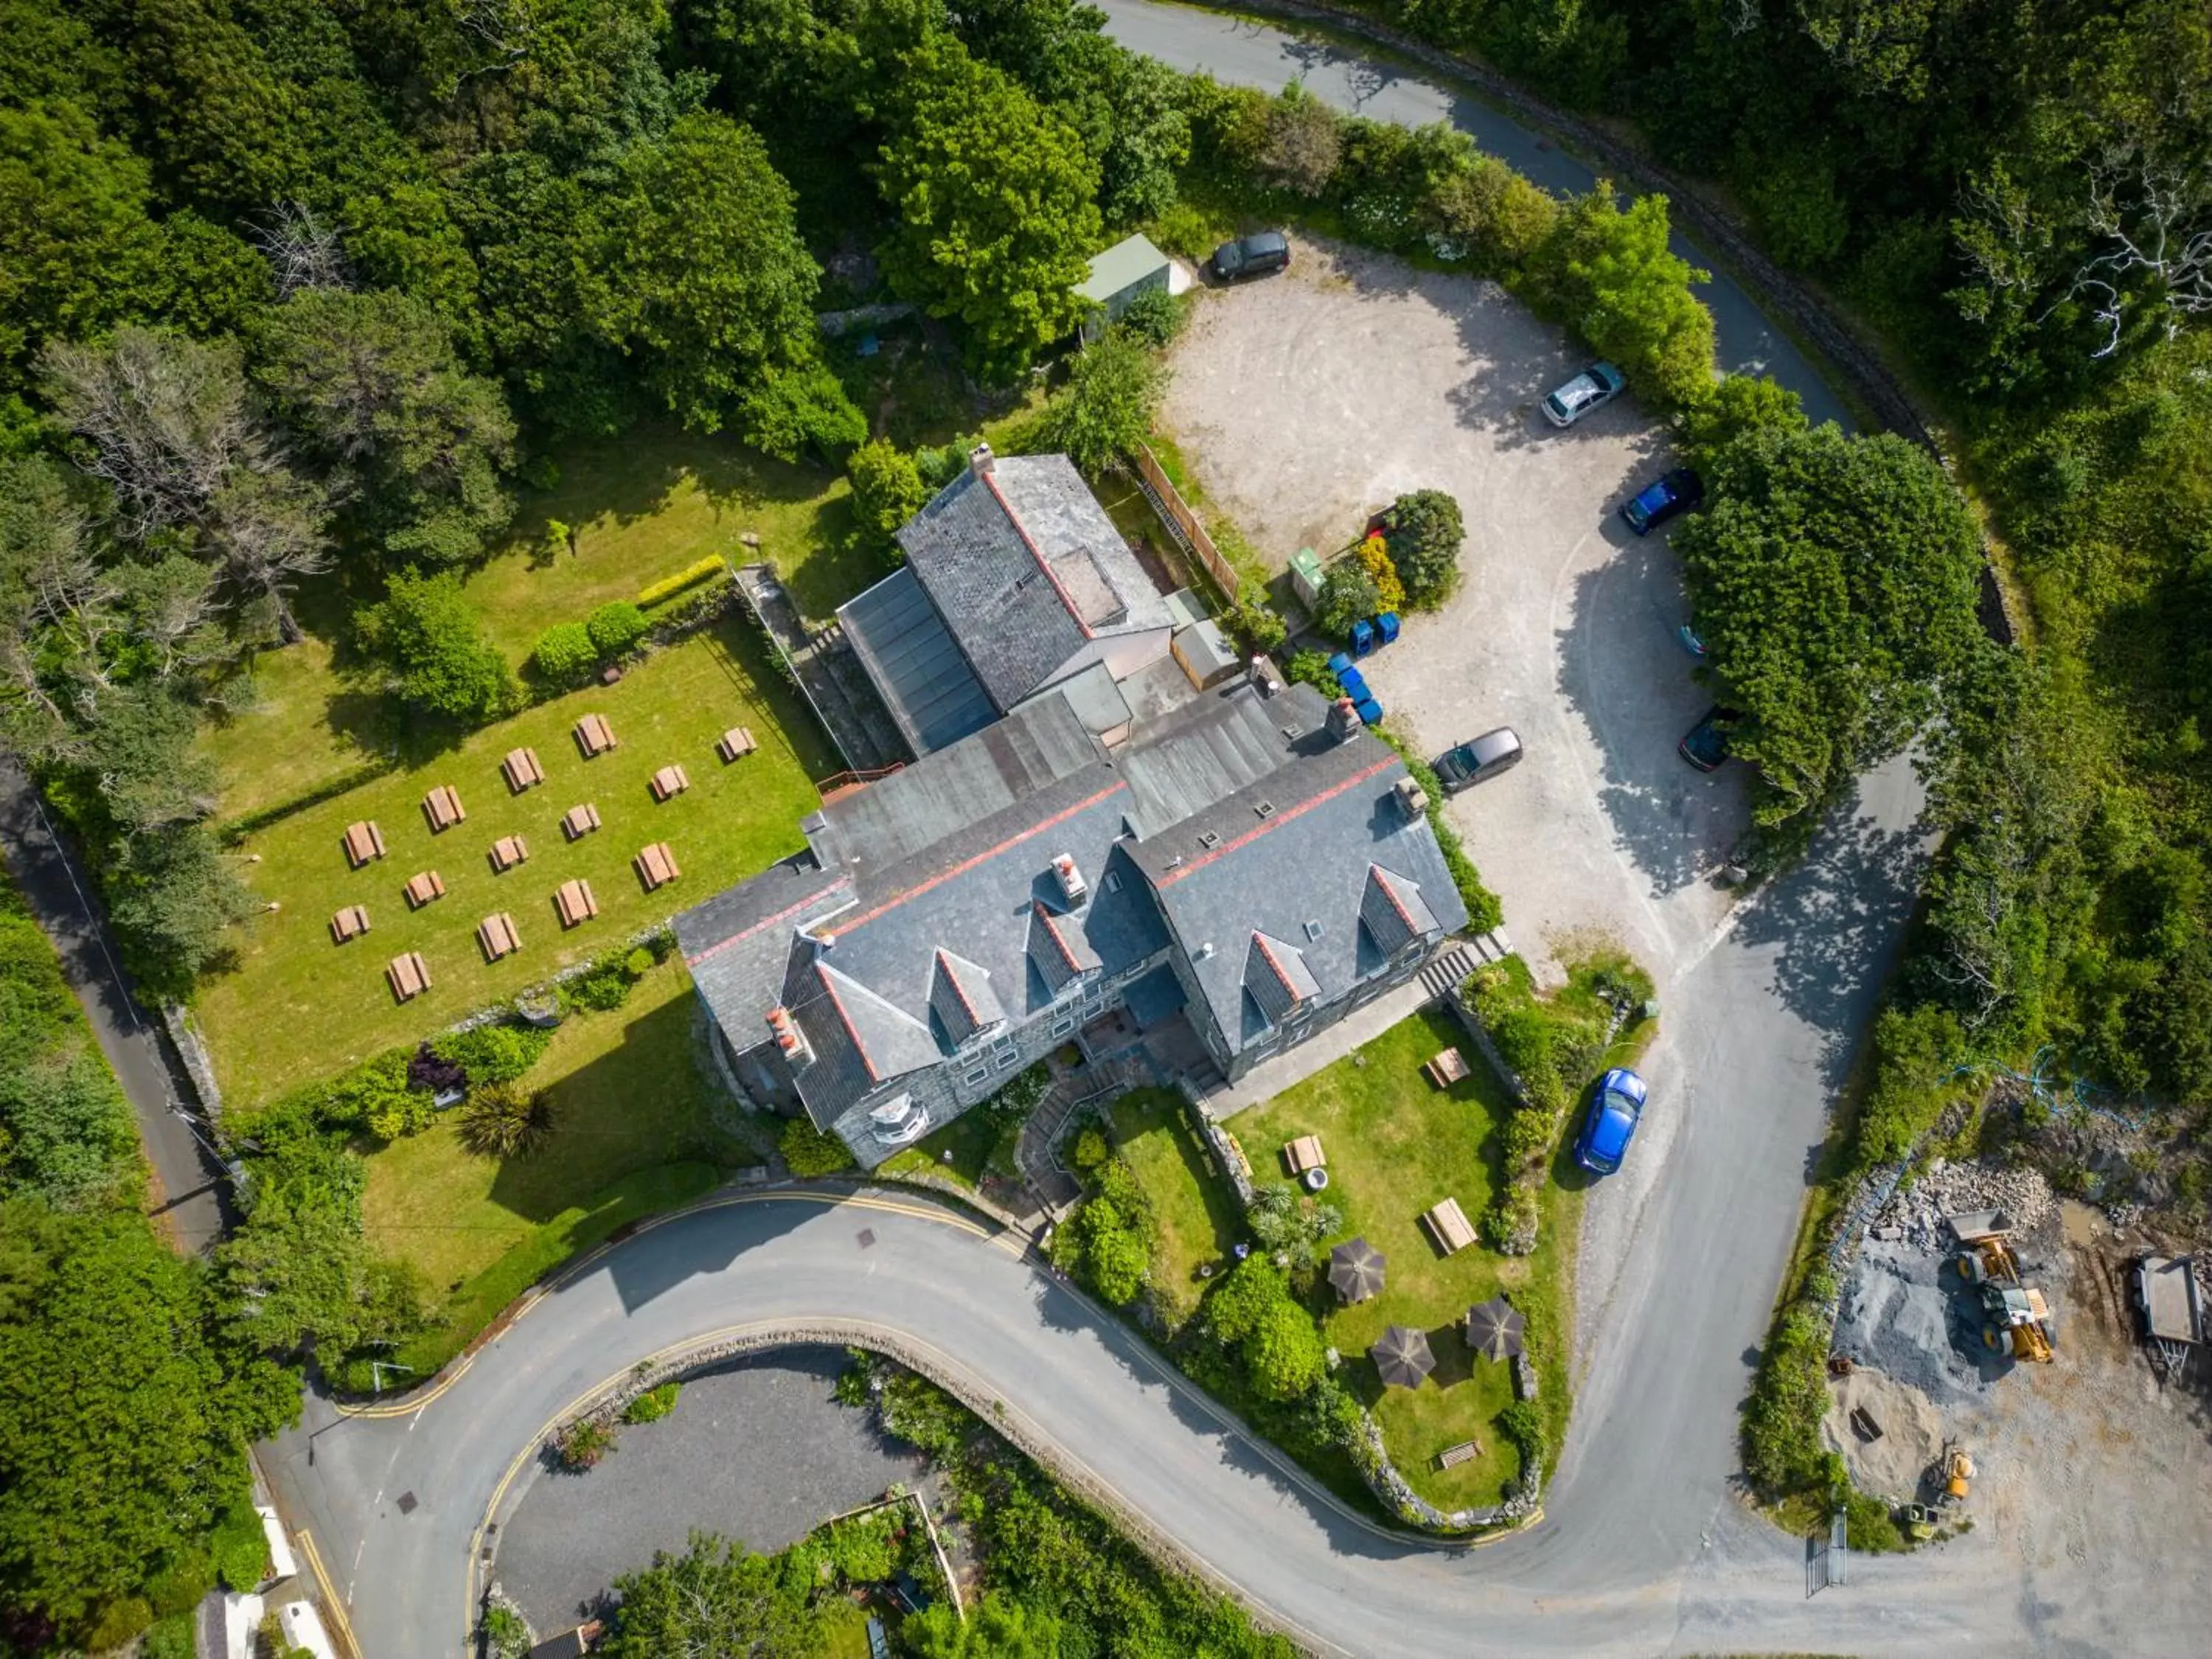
[1678,704,1742,772]
[1433,728,1524,791]
[1541,361,1625,427]
[1621,467,1705,535]
[1675,622,1708,659]
[1211,230,1291,282]
[1574,1068,1648,1175]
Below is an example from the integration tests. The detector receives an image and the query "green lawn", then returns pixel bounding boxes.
[361,958,740,1295]
[877,1108,1006,1191]
[195,616,830,1105]
[1107,1088,1239,1329]
[1229,1007,1565,1512]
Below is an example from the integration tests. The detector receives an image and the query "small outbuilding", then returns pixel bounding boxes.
[1171,619,1239,690]
[1077,234,1174,340]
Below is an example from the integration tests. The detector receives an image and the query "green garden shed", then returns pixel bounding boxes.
[1079,234,1173,341]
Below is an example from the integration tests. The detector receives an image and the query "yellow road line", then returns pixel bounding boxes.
[294,1528,364,1659]
[340,1189,996,1420]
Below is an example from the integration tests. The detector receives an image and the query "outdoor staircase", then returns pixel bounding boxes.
[1015,1054,1153,1220]
[731,566,906,773]
[1420,928,1514,1001]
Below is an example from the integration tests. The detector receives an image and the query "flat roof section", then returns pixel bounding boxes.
[838,566,997,757]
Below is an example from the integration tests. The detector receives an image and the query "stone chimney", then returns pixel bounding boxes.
[1326,696,1362,742]
[1393,776,1428,820]
[969,441,995,478]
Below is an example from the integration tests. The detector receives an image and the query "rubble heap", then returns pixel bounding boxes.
[1871,1158,2055,1253]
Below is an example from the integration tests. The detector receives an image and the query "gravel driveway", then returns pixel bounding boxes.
[1163,235,1750,991]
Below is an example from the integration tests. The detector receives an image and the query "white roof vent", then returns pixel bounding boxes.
[1051,852,1088,905]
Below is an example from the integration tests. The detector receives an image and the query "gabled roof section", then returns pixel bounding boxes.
[813,959,942,1084]
[1360,863,1439,956]
[928,948,1004,1046]
[1029,900,1103,995]
[1245,931,1320,1026]
[838,566,996,756]
[894,454,1172,712]
[672,857,854,1055]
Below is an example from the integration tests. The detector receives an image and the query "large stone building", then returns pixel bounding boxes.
[674,676,1467,1166]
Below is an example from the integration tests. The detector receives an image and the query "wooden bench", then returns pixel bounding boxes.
[422,785,465,832]
[1424,1046,1470,1088]
[650,763,690,801]
[329,904,370,944]
[633,841,681,891]
[1433,1439,1483,1472]
[342,821,386,869]
[573,712,616,758]
[561,803,601,842]
[716,726,757,762]
[403,870,445,909]
[476,912,521,962]
[1421,1197,1477,1256]
[554,877,599,928]
[1282,1134,1325,1175]
[501,746,545,793]
[489,835,529,873]
[386,950,430,1003]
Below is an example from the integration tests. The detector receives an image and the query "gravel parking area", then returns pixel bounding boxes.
[490,1348,921,1633]
[1162,235,1750,992]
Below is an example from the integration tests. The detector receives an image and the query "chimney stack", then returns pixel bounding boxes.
[766,1006,813,1067]
[969,441,995,478]
[1248,655,1282,697]
[1326,697,1362,742]
[1051,852,1088,905]
[1393,777,1428,820]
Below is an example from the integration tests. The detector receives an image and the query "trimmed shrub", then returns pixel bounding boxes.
[781,1116,856,1176]
[431,1022,551,1087]
[622,1381,681,1424]
[1381,490,1465,608]
[1353,533,1406,613]
[531,621,597,686]
[1117,286,1185,347]
[636,557,726,608]
[847,438,931,555]
[585,600,649,658]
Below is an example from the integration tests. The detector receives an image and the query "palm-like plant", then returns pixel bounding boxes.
[459,1081,556,1158]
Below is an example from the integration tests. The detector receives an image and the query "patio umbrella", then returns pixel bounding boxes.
[1327,1237,1387,1304]
[1464,1295,1526,1362]
[1371,1324,1435,1389]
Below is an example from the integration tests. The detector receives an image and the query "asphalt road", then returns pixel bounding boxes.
[0,758,232,1253]
[1096,0,1855,432]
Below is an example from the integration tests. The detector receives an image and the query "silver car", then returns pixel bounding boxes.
[1542,361,1625,428]
[1434,728,1524,791]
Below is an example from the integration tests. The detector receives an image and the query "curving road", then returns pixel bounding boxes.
[261,10,2153,1658]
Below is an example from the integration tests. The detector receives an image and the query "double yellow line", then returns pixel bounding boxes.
[294,1526,365,1659]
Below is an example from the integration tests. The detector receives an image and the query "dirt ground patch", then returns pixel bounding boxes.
[1823,1365,1944,1499]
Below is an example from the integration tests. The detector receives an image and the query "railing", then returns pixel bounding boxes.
[815,762,904,795]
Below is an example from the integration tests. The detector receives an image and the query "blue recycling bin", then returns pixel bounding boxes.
[1376,611,1401,645]
[1350,619,1377,657]
[1354,696,1384,726]
[1327,651,1354,679]
[1336,667,1368,702]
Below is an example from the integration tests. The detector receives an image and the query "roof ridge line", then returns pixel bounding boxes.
[980,465,1095,641]
[1155,754,1400,888]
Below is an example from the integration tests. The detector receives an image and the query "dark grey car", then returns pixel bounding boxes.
[1211,230,1291,282]
[1434,728,1524,791]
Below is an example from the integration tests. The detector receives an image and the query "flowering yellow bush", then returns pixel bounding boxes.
[1355,533,1405,613]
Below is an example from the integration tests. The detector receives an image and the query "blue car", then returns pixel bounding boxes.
[1621,467,1705,535]
[1574,1068,1648,1175]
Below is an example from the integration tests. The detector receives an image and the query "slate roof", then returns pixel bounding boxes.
[1360,864,1439,956]
[929,949,1004,1047]
[673,856,854,1059]
[1127,726,1467,1060]
[894,455,1172,712]
[838,566,996,756]
[1117,682,1332,835]
[1245,931,1320,1025]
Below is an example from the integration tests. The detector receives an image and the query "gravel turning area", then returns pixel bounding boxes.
[490,1348,920,1633]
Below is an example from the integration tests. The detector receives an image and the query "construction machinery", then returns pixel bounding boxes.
[1938,1441,1976,1505]
[1899,1502,1941,1543]
[1948,1211,2056,1363]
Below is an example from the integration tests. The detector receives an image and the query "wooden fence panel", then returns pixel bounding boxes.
[1135,444,1240,599]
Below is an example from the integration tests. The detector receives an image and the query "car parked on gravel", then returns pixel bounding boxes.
[1621,467,1704,535]
[1433,728,1524,791]
[1211,230,1290,282]
[1678,704,1742,771]
[1575,1068,1648,1175]
[1542,361,1625,427]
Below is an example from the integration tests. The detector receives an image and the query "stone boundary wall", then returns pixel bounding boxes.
[162,1004,226,1124]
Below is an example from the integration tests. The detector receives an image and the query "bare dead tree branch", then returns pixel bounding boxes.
[254,203,351,298]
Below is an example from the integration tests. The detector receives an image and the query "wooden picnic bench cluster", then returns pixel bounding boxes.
[325,708,742,1002]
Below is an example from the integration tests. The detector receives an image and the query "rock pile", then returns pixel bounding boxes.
[1870,1158,2055,1253]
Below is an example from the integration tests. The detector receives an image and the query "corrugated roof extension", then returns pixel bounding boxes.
[1360,863,1438,956]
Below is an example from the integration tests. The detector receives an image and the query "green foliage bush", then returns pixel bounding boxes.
[623,1381,681,1425]
[556,1416,615,1471]
[636,557,727,608]
[1245,1183,1342,1256]
[1530,189,1715,409]
[585,600,649,658]
[530,621,598,686]
[780,1117,855,1178]
[432,1023,552,1087]
[1064,1155,1153,1307]
[1380,490,1465,609]
[737,360,868,462]
[1116,286,1184,348]
[1070,1127,1110,1172]
[1742,1270,1838,1495]
[208,1499,269,1592]
[1224,594,1287,658]
[1316,562,1383,639]
[356,571,515,726]
[1045,333,1166,471]
[846,438,931,556]
[458,1082,556,1160]
[1282,650,1343,699]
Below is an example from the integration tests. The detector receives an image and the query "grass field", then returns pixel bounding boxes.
[195,616,830,1105]
[361,959,740,1294]
[1107,1089,1239,1329]
[1231,1007,1562,1512]
[198,425,885,822]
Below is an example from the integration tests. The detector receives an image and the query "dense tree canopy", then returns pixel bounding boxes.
[1679,424,1988,834]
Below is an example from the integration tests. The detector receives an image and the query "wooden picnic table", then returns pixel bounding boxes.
[343,821,386,868]
[329,904,370,944]
[561,803,602,841]
[1422,1196,1477,1256]
[501,746,545,793]
[476,912,521,961]
[422,785,465,832]
[489,834,529,872]
[386,950,430,1003]
[717,726,757,762]
[1283,1134,1325,1175]
[633,841,681,891]
[1425,1046,1470,1088]
[555,877,599,928]
[650,763,690,801]
[574,713,616,758]
[403,870,445,909]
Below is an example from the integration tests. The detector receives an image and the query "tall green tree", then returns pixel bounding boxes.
[597,1531,824,1658]
[354,568,515,726]
[1679,425,1988,835]
[254,288,517,566]
[1536,189,1714,408]
[1043,333,1164,470]
[0,1202,299,1644]
[875,35,1102,378]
